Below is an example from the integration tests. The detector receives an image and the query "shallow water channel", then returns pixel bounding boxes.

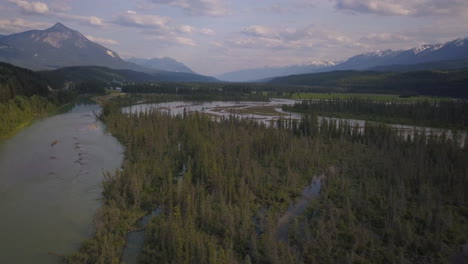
[0,103,124,264]
[123,100,466,146]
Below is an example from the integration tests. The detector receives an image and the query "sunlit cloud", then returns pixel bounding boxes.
[0,18,49,33]
[333,0,468,16]
[85,35,119,45]
[8,0,49,14]
[148,0,228,16]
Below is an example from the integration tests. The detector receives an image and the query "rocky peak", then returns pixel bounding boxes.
[47,22,72,33]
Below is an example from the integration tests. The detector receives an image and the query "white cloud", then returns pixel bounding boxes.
[360,33,410,43]
[85,35,119,45]
[174,36,196,46]
[148,0,228,16]
[177,24,195,34]
[55,12,103,27]
[7,0,104,28]
[233,24,363,50]
[0,18,49,33]
[8,0,49,14]
[200,28,215,36]
[148,34,197,46]
[333,0,468,16]
[113,11,215,40]
[113,11,207,47]
[113,11,170,31]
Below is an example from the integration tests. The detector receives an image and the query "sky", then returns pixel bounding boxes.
[0,0,467,75]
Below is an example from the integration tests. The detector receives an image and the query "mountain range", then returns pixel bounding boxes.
[0,22,214,82]
[218,37,468,82]
[0,23,140,71]
[217,60,338,82]
[334,38,468,70]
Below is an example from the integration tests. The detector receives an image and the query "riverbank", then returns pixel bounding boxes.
[0,95,101,143]
[0,102,124,264]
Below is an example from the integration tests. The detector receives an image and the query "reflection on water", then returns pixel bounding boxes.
[121,208,162,264]
[276,167,337,241]
[0,104,124,264]
[122,99,300,126]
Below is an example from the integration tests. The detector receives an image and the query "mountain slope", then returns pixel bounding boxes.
[40,65,218,88]
[218,60,338,82]
[128,57,194,73]
[0,23,146,71]
[0,62,51,102]
[268,69,468,97]
[223,37,468,82]
[334,38,468,70]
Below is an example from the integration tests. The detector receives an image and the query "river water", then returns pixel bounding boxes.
[0,103,124,264]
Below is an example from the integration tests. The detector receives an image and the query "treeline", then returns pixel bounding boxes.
[0,62,106,139]
[289,123,468,263]
[122,82,270,101]
[68,101,467,263]
[270,69,468,98]
[284,99,468,129]
[121,82,339,99]
[0,95,55,138]
[0,62,50,103]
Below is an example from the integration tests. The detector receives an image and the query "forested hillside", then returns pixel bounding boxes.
[270,69,468,97]
[0,63,53,139]
[40,66,218,87]
[285,99,468,129]
[0,62,50,103]
[0,62,73,139]
[67,101,468,263]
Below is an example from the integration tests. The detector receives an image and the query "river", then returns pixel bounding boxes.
[123,100,466,146]
[0,103,124,264]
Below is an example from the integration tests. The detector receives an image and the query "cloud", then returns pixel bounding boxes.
[254,1,316,14]
[147,34,197,46]
[113,11,208,47]
[0,18,49,33]
[333,0,468,16]
[85,35,119,45]
[177,24,195,34]
[174,36,196,46]
[360,33,410,43]
[7,0,104,28]
[8,0,49,14]
[55,12,104,27]
[113,11,215,37]
[200,28,216,36]
[232,24,363,50]
[148,0,228,16]
[113,11,170,31]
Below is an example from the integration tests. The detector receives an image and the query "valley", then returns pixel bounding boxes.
[0,15,467,264]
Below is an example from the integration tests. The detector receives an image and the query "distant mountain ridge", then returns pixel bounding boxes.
[0,23,218,82]
[127,57,194,73]
[217,60,338,82]
[219,37,468,82]
[334,38,468,70]
[40,65,218,88]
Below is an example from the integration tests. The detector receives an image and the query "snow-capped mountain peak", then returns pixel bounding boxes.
[453,38,467,47]
[363,49,401,58]
[299,60,339,67]
[412,44,445,54]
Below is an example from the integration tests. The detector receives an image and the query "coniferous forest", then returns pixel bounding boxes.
[285,99,468,129]
[66,99,468,264]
